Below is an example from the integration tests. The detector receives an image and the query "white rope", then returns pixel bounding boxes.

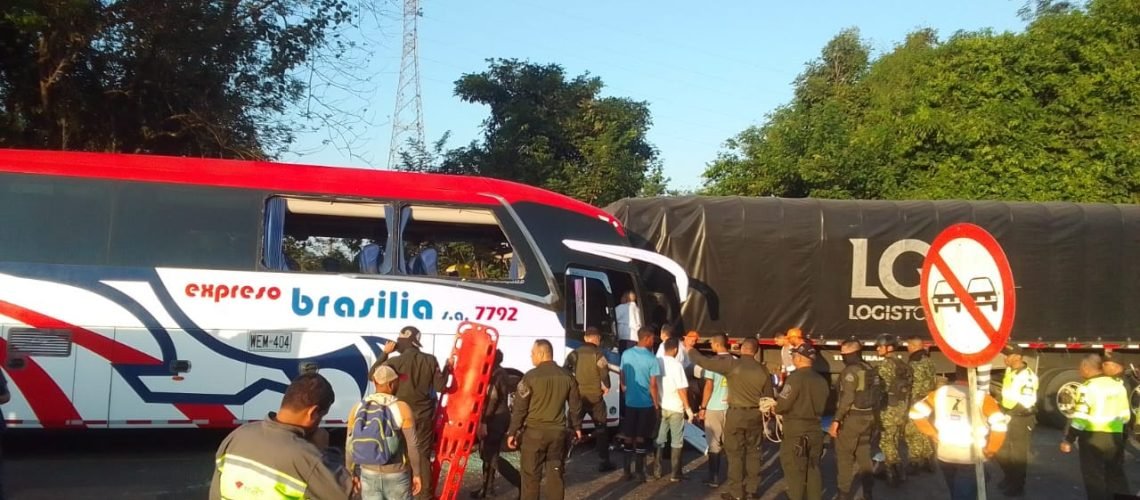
[759,397,783,443]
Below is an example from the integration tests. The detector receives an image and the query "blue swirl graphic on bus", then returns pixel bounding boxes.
[290,287,434,320]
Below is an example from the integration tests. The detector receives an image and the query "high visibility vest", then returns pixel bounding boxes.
[216,453,308,499]
[1000,366,1038,411]
[1069,376,1131,433]
[909,383,1009,464]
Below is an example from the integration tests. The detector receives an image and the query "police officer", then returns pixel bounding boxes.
[996,344,1037,497]
[873,333,911,487]
[1060,354,1131,500]
[508,339,583,500]
[828,339,878,500]
[776,344,829,500]
[375,325,447,499]
[688,337,773,500]
[564,327,616,472]
[904,335,937,475]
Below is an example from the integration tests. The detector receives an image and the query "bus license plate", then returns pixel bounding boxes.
[249,333,293,353]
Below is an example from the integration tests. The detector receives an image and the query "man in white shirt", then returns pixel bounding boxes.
[654,338,693,482]
[614,291,642,351]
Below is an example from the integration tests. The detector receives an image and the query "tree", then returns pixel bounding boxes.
[704,1,1140,204]
[0,0,380,159]
[428,59,659,206]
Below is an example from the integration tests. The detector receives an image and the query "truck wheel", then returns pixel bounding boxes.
[1126,383,1140,457]
[1039,369,1082,429]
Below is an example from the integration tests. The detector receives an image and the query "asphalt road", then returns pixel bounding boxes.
[3,425,1139,499]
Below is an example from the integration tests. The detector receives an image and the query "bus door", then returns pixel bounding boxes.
[565,268,620,428]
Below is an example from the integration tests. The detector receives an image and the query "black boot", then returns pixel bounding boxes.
[885,465,900,488]
[622,450,633,481]
[705,452,721,487]
[652,447,664,479]
[634,451,648,482]
[861,472,875,500]
[896,463,907,483]
[670,447,685,482]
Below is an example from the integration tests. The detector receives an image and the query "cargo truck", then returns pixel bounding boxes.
[606,196,1140,427]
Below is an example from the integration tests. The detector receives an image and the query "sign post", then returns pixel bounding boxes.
[919,223,1017,500]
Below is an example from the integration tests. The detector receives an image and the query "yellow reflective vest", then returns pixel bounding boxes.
[1069,375,1131,434]
[1000,366,1038,414]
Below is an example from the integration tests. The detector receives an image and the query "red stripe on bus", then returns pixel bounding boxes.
[0,300,154,365]
[0,301,236,424]
[126,420,151,425]
[0,149,611,223]
[0,337,84,428]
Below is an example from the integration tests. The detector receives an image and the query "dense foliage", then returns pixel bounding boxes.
[0,0,371,159]
[704,0,1140,203]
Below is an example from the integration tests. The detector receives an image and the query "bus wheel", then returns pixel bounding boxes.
[1039,369,1082,429]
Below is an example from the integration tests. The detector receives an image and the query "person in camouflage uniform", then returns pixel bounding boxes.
[903,336,937,475]
[874,334,912,487]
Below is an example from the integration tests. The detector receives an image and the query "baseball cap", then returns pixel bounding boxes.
[371,365,399,384]
[1002,344,1023,356]
[791,343,816,359]
[399,326,422,347]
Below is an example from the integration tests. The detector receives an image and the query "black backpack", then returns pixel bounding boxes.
[886,356,912,404]
[851,362,884,411]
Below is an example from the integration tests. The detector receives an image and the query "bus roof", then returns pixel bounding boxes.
[0,148,616,225]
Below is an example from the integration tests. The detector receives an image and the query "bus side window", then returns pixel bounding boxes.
[262,196,387,273]
[400,205,524,281]
[565,272,617,347]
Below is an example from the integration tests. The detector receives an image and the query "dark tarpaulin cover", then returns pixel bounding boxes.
[605,196,1140,344]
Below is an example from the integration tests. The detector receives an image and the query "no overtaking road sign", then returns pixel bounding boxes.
[919,223,1016,368]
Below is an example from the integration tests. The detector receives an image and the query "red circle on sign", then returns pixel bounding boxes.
[919,223,1016,368]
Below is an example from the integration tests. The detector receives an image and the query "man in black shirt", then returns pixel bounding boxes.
[564,327,616,472]
[776,344,829,500]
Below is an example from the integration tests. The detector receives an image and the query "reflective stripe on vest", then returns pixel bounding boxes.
[1069,377,1131,433]
[1000,367,1038,410]
[216,453,308,499]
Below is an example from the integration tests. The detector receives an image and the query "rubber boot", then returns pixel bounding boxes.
[705,452,721,487]
[885,464,900,488]
[634,451,648,482]
[652,447,664,479]
[670,447,685,481]
[622,450,633,481]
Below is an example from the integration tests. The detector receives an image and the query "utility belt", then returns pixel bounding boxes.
[848,408,875,414]
[729,405,759,410]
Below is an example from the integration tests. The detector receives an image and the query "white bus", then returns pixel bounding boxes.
[0,149,686,429]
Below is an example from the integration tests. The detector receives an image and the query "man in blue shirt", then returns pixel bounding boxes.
[620,326,661,482]
[698,332,733,487]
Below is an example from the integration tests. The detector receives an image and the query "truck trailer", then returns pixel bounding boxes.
[606,196,1140,426]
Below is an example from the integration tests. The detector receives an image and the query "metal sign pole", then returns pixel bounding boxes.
[966,366,987,500]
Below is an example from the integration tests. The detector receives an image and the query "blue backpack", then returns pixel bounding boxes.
[349,395,403,467]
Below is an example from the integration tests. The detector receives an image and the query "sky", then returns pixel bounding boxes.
[281,0,1030,192]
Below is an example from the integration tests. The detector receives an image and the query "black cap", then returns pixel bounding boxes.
[791,343,817,359]
[399,326,422,347]
[874,334,896,347]
[1002,344,1023,356]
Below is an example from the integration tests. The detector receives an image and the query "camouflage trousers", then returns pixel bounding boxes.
[878,404,907,465]
[904,419,935,461]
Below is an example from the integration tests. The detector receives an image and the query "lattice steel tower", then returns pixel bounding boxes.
[387,0,425,170]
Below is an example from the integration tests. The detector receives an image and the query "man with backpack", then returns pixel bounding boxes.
[347,365,423,500]
[829,339,880,500]
[564,327,617,472]
[374,326,447,500]
[874,334,912,487]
